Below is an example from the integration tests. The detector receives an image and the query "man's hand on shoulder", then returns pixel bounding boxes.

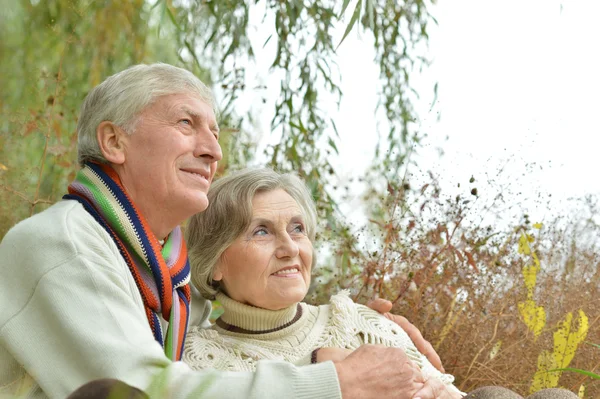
[366,298,445,373]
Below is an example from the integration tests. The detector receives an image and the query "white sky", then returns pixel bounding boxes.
[238,0,600,227]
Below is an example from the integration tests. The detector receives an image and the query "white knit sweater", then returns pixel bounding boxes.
[184,291,462,395]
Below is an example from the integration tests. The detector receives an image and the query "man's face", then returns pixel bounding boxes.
[117,93,222,234]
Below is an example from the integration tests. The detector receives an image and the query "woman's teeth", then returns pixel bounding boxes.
[273,268,299,275]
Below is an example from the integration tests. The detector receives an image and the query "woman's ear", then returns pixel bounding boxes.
[212,267,223,282]
[97,121,128,164]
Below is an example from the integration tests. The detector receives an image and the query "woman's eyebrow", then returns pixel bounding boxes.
[250,218,272,226]
[290,215,305,222]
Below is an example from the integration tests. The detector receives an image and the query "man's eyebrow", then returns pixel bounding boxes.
[179,106,203,119]
[179,106,220,134]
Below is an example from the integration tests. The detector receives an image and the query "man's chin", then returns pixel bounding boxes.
[178,195,209,218]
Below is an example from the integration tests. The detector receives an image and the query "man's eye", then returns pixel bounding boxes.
[179,119,192,125]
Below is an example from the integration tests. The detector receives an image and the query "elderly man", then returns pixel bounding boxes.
[0,63,448,399]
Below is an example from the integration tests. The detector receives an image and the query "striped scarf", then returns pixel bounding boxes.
[64,162,191,361]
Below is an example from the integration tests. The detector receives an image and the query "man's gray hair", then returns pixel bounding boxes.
[77,63,214,166]
[186,168,318,300]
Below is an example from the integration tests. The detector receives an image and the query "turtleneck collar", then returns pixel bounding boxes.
[215,292,303,334]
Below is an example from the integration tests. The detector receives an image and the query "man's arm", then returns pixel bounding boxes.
[367,298,445,373]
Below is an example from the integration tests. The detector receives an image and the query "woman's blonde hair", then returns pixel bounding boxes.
[186,168,317,300]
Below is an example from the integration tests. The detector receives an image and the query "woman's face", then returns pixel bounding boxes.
[214,189,313,310]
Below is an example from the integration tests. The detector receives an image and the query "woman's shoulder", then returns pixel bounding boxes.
[328,290,379,318]
[327,291,414,342]
[183,326,265,371]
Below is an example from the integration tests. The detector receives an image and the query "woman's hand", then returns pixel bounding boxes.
[412,377,463,399]
[314,347,354,363]
[366,298,445,373]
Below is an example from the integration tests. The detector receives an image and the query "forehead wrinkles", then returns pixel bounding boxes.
[156,94,208,115]
[179,104,214,120]
[251,199,303,222]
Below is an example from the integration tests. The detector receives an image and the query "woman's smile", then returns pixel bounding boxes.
[271,266,301,277]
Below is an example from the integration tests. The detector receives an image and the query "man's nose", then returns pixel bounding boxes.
[194,130,222,162]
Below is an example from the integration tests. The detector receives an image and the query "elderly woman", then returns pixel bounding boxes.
[184,168,580,399]
[183,168,463,398]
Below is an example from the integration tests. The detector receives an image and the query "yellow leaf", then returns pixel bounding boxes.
[518,299,546,339]
[533,222,543,229]
[531,349,559,392]
[532,252,540,268]
[578,384,585,398]
[0,162,7,171]
[552,310,588,369]
[529,310,589,394]
[519,232,532,255]
[489,340,502,360]
[522,264,539,295]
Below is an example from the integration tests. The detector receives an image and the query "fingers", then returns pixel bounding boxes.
[366,297,393,314]
[418,340,444,374]
[386,314,445,373]
[413,378,454,399]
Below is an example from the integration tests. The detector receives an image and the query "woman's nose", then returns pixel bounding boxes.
[275,234,300,259]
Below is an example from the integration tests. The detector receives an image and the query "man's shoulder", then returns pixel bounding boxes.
[0,200,114,270]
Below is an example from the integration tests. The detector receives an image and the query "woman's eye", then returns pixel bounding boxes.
[253,227,268,236]
[292,224,305,233]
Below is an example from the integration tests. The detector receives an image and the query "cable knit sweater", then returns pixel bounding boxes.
[183,291,463,395]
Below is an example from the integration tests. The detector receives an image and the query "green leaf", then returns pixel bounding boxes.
[366,0,375,31]
[330,118,340,138]
[429,82,438,112]
[262,34,273,48]
[336,0,362,50]
[548,368,600,380]
[328,137,339,155]
[584,341,600,350]
[289,121,306,133]
[339,0,353,18]
[204,29,218,50]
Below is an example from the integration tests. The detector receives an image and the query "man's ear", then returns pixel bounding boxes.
[97,121,127,164]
